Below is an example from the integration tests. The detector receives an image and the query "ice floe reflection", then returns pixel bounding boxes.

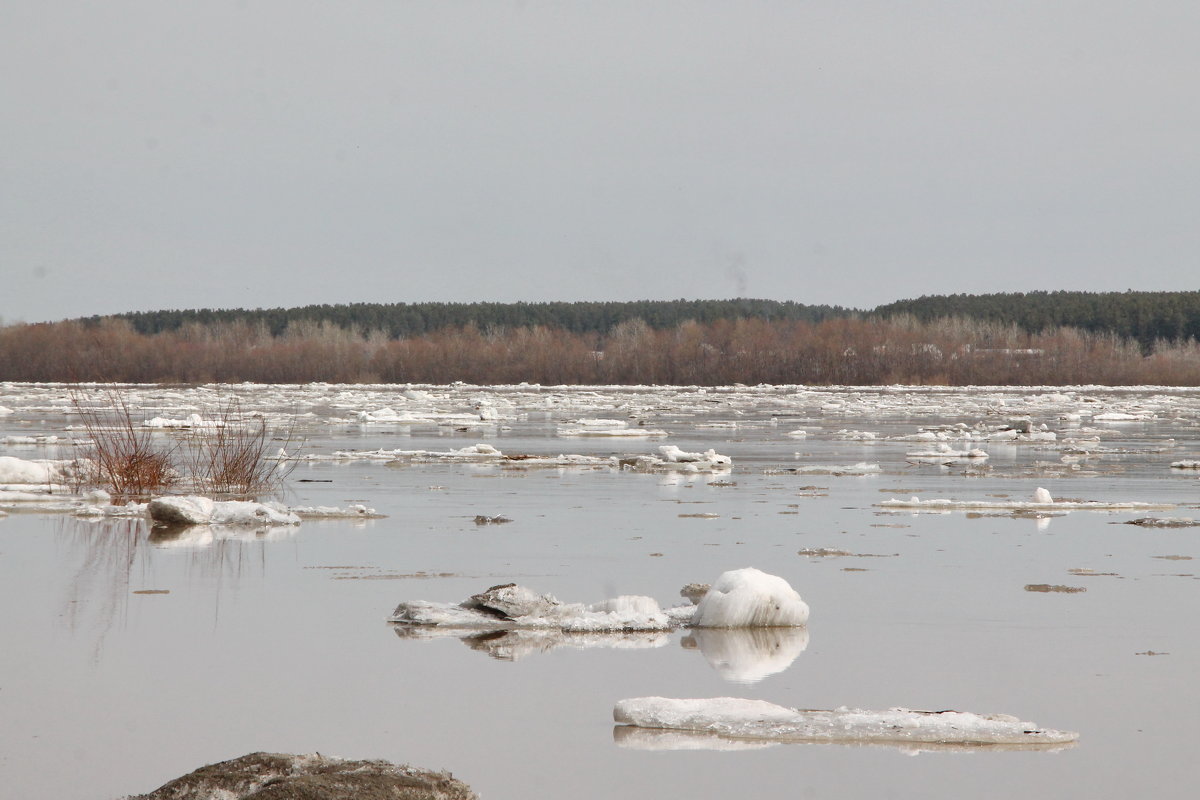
[681,627,809,684]
[391,624,806,683]
[612,726,1077,754]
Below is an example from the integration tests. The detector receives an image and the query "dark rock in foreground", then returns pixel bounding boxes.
[126,751,476,800]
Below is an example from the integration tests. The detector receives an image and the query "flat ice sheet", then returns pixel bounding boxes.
[613,697,1079,747]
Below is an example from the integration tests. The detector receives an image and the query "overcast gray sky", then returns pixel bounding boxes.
[3,1,1198,323]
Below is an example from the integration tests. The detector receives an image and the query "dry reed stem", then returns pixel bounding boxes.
[71,391,295,503]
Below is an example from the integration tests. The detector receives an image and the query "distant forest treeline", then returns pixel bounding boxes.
[2,292,1199,385]
[876,291,1200,348]
[100,299,850,338]
[85,291,1200,348]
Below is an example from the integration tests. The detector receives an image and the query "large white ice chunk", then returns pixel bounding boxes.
[691,568,809,627]
[0,456,70,484]
[147,496,300,526]
[658,445,732,467]
[392,584,673,632]
[613,697,1079,746]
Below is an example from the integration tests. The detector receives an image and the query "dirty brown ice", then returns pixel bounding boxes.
[123,752,477,800]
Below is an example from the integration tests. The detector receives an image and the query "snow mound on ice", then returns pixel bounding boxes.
[613,697,1079,746]
[690,568,809,627]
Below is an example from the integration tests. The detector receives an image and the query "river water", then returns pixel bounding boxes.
[0,383,1196,798]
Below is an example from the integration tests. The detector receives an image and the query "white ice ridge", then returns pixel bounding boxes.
[391,568,808,633]
[877,488,1175,512]
[612,697,1079,747]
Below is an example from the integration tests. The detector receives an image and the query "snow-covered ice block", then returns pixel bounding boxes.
[147,496,300,526]
[392,584,674,632]
[658,445,732,466]
[613,697,1079,746]
[391,568,808,634]
[690,568,809,627]
[0,456,71,484]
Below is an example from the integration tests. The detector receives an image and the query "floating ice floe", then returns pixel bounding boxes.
[147,496,301,526]
[392,584,675,631]
[142,413,224,429]
[1093,411,1153,421]
[905,443,989,464]
[395,610,808,679]
[287,504,384,519]
[878,488,1174,512]
[781,462,881,476]
[355,406,426,424]
[1,434,67,445]
[612,697,1078,748]
[691,568,809,627]
[1169,460,1200,469]
[832,429,879,441]
[557,418,669,438]
[656,445,731,468]
[0,455,75,485]
[1122,517,1200,528]
[391,567,807,634]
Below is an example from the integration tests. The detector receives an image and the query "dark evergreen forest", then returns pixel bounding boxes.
[95,299,849,338]
[85,292,1200,348]
[874,291,1200,348]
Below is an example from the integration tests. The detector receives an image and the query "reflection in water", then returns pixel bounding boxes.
[58,516,144,663]
[54,516,296,659]
[680,627,809,684]
[392,624,670,661]
[612,726,1077,754]
[391,624,809,683]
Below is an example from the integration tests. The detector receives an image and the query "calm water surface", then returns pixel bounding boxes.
[0,384,1196,798]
